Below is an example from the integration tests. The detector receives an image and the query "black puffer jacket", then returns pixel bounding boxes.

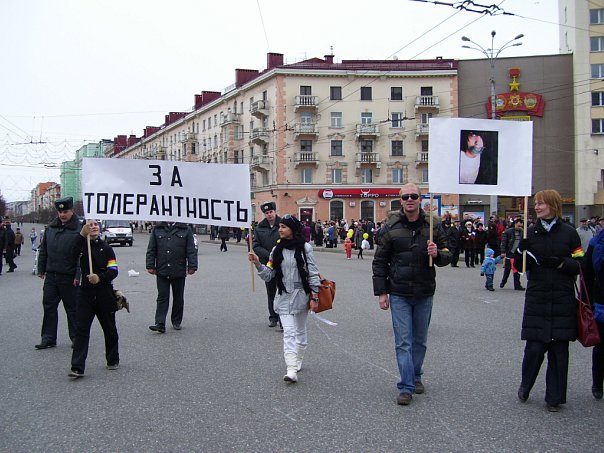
[516,219,583,342]
[373,209,451,297]
[146,223,198,279]
[252,216,281,265]
[37,214,82,276]
[76,235,118,288]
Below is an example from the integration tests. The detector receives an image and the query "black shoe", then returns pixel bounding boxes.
[7,269,14,272]
[517,387,528,402]
[487,287,495,291]
[499,282,505,288]
[68,369,84,378]
[546,404,560,412]
[35,342,56,350]
[515,286,525,291]
[172,324,181,330]
[268,319,278,328]
[149,324,166,333]
[451,264,458,267]
[593,387,603,400]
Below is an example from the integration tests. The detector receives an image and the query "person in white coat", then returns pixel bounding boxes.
[248,215,321,383]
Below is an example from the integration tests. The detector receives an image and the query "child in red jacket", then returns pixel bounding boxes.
[344,236,353,259]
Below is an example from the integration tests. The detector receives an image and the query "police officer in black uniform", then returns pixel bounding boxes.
[35,197,81,349]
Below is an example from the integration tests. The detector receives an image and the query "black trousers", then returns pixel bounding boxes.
[71,286,119,372]
[464,248,475,267]
[40,273,77,343]
[501,258,521,289]
[593,321,604,391]
[450,247,460,266]
[475,247,485,265]
[4,249,16,270]
[220,237,228,251]
[520,340,569,405]
[265,279,279,322]
[155,275,186,326]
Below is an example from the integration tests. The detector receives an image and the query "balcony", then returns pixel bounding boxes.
[156,146,167,160]
[250,155,271,171]
[180,132,197,142]
[356,123,380,138]
[250,100,269,118]
[293,123,319,139]
[220,112,241,126]
[416,123,429,137]
[356,152,381,169]
[294,151,319,167]
[294,95,319,111]
[416,151,429,166]
[250,128,270,144]
[415,95,440,111]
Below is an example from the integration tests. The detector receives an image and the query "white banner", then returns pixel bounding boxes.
[428,118,533,196]
[82,158,252,228]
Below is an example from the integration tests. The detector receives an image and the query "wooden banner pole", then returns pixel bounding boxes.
[522,196,528,273]
[248,226,255,292]
[429,193,434,267]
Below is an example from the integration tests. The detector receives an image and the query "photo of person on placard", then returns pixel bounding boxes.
[459,130,498,185]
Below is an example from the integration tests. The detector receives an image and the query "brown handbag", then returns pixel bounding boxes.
[310,275,336,313]
[576,270,601,347]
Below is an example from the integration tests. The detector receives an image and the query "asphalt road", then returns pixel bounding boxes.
[1,226,602,453]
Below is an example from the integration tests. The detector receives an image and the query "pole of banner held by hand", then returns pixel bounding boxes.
[87,232,93,279]
[522,196,528,273]
[248,225,255,292]
[429,193,434,267]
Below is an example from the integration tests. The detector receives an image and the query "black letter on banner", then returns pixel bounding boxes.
[110,194,122,214]
[123,194,134,215]
[84,193,94,214]
[136,194,147,215]
[149,165,161,186]
[171,167,183,187]
[162,195,172,216]
[186,197,197,218]
[210,199,221,220]
[97,193,109,214]
[174,196,183,217]
[237,201,248,223]
[199,199,209,219]
[223,200,234,221]
[150,195,159,215]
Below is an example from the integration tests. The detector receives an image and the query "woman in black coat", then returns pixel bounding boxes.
[516,190,583,411]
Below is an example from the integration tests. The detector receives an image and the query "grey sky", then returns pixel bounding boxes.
[0,0,559,202]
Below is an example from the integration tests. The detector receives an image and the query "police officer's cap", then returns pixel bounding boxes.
[260,201,276,213]
[55,197,74,211]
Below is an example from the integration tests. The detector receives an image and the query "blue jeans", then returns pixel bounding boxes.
[389,295,433,394]
[485,274,494,289]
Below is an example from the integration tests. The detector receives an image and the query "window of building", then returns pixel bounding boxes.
[202,119,206,131]
[590,9,604,24]
[391,87,403,100]
[212,115,216,127]
[391,112,404,128]
[300,111,313,124]
[592,64,604,79]
[361,140,373,153]
[421,139,429,152]
[191,143,196,154]
[300,86,312,95]
[262,90,268,100]
[422,168,429,183]
[593,92,604,106]
[331,140,343,156]
[391,140,404,156]
[421,112,433,124]
[233,150,240,163]
[420,86,433,96]
[330,200,344,221]
[262,172,269,186]
[301,168,313,184]
[300,140,313,152]
[360,200,374,221]
[330,86,342,100]
[361,168,373,184]
[361,112,373,124]
[592,37,604,52]
[392,168,404,184]
[330,112,343,128]
[361,86,372,100]
[331,168,342,184]
[592,119,604,134]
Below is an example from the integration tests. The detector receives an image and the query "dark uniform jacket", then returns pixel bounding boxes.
[146,223,198,279]
[516,219,583,342]
[4,225,15,252]
[373,209,451,297]
[501,227,522,255]
[253,216,281,265]
[37,215,82,276]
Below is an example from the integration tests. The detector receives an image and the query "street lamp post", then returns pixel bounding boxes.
[461,30,523,217]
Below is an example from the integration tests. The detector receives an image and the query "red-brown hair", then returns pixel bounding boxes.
[534,189,562,219]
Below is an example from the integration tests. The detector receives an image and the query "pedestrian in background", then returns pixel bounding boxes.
[29,227,38,251]
[3,217,17,272]
[35,197,81,349]
[146,221,198,333]
[218,226,230,252]
[14,227,24,256]
[480,248,502,291]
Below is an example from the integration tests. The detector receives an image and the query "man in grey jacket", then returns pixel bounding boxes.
[146,222,198,333]
[253,201,281,328]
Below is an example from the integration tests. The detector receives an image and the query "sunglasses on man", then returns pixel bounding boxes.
[401,193,420,201]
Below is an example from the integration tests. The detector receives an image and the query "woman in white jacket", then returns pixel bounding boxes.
[249,215,321,383]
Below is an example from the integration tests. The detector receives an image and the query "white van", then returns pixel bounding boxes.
[101,220,134,247]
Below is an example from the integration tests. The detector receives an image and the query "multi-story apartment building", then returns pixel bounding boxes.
[560,0,604,218]
[115,52,459,223]
[61,140,112,201]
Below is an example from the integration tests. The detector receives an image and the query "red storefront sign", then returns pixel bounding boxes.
[318,188,401,199]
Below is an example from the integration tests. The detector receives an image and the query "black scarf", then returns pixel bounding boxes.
[272,235,311,295]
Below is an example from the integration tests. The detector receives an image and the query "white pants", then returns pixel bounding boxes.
[280,311,309,354]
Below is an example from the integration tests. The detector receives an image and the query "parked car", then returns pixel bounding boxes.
[101,220,134,246]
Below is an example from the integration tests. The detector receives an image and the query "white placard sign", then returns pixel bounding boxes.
[428,118,533,196]
[82,158,251,228]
